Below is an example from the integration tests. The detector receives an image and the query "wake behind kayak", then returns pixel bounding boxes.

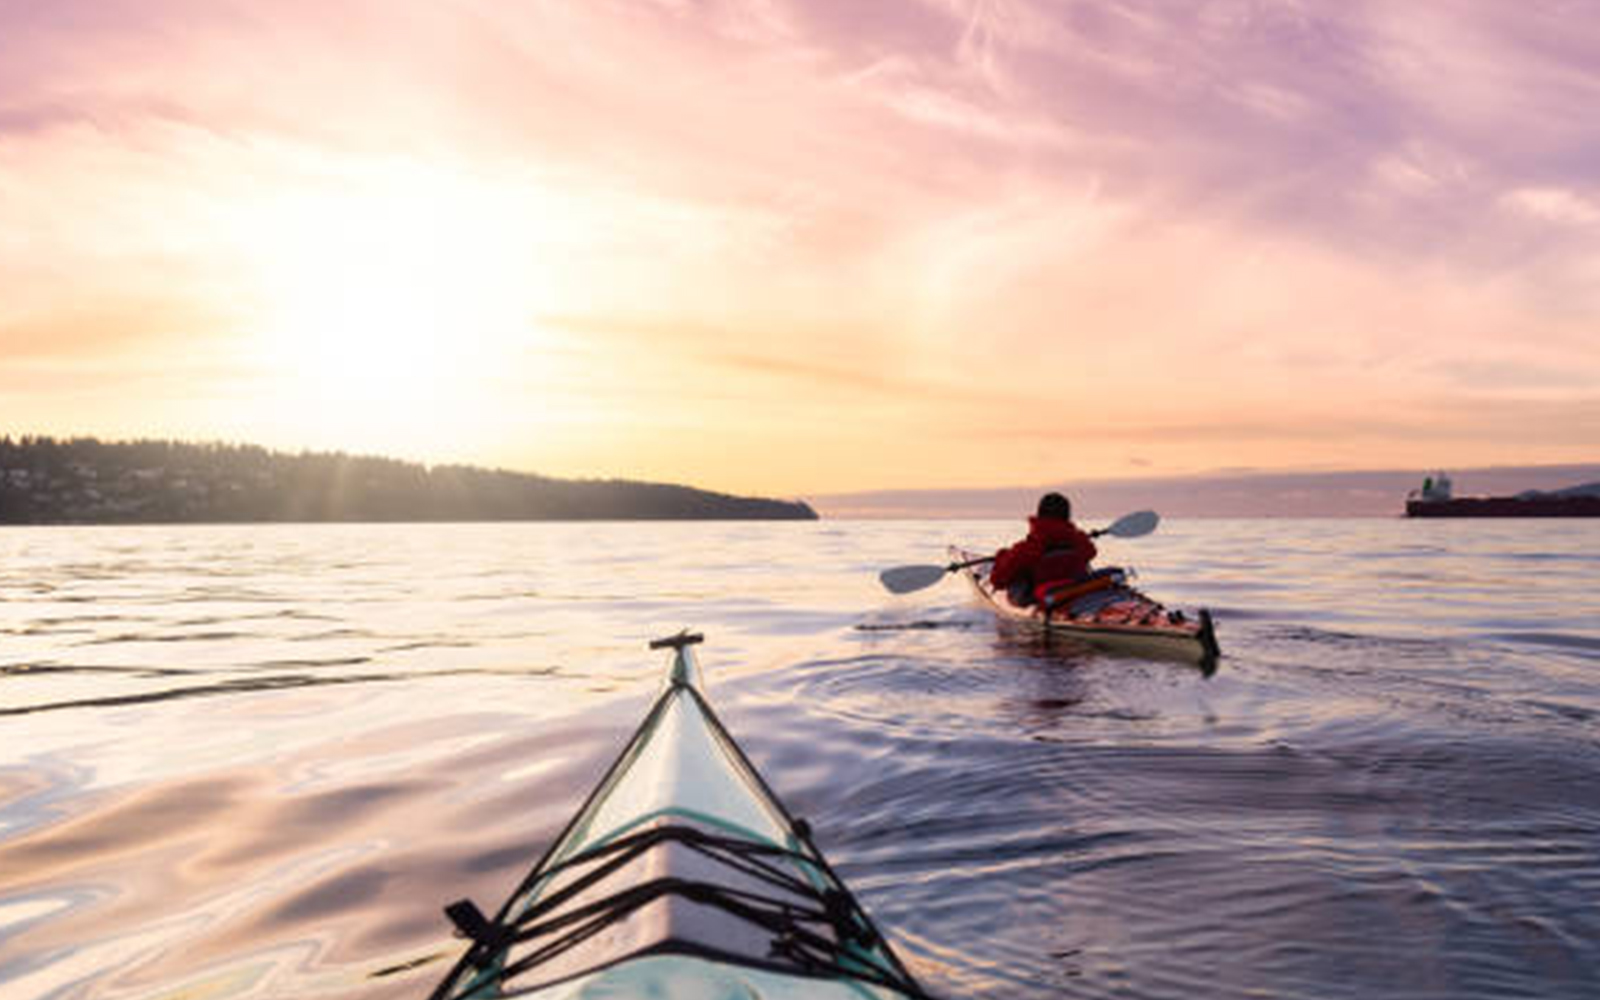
[430,632,934,999]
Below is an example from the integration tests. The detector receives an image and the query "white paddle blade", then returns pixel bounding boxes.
[879,564,949,594]
[1105,509,1159,538]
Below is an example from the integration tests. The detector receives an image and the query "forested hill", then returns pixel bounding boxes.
[0,437,817,523]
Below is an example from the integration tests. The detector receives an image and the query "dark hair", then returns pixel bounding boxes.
[1037,492,1072,519]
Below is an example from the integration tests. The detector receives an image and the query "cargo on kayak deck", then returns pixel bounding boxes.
[953,546,1220,669]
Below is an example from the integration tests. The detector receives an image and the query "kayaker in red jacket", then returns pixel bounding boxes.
[990,492,1098,607]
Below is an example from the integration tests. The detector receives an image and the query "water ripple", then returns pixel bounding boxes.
[1,520,1598,1000]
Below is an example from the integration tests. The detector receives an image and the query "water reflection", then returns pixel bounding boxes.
[0,520,1597,999]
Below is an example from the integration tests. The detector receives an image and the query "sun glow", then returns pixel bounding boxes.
[237,165,550,452]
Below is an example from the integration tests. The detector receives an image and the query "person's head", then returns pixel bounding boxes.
[1037,492,1072,520]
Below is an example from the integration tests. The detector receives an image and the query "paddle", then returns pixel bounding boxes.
[877,509,1161,595]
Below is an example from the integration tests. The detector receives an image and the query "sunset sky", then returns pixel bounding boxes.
[3,1,1598,497]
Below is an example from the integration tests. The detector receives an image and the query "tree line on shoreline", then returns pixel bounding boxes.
[0,437,817,523]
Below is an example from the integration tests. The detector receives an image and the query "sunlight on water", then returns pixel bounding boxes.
[1,520,1598,999]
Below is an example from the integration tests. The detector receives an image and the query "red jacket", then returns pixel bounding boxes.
[990,516,1097,593]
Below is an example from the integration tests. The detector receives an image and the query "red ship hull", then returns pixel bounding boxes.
[1406,496,1600,517]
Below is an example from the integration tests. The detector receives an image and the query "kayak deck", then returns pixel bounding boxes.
[431,632,932,1000]
[952,547,1220,669]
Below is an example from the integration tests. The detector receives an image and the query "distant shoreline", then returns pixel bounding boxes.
[808,463,1600,519]
[0,516,829,526]
[0,436,818,524]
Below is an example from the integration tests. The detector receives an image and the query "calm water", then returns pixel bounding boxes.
[2,519,1598,999]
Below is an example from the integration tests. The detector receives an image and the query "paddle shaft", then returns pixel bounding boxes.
[878,510,1158,595]
[946,554,994,571]
[955,525,1107,573]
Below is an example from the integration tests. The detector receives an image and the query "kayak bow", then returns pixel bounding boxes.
[431,632,933,999]
[952,547,1220,669]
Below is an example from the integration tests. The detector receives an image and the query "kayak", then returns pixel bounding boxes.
[951,546,1220,668]
[430,632,933,1000]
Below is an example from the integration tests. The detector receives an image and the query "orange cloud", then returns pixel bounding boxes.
[2,1,1597,494]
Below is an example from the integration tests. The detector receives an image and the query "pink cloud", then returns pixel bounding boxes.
[2,0,1597,491]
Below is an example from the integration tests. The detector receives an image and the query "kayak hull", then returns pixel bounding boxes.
[952,547,1219,668]
[432,633,930,1000]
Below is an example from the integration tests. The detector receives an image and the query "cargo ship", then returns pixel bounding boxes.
[1405,472,1600,517]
